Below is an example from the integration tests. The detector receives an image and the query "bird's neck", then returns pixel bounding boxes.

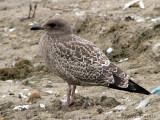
[45,32,72,43]
[46,31,71,37]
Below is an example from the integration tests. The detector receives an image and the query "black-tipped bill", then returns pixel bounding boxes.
[30,26,43,30]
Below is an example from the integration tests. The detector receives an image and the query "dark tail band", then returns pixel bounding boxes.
[108,76,151,95]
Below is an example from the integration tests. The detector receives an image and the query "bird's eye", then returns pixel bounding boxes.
[48,23,56,27]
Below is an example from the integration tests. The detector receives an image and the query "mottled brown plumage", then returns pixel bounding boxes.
[31,17,150,106]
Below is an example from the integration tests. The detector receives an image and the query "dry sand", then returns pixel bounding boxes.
[0,0,160,119]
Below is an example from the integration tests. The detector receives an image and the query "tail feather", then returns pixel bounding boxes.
[108,74,151,95]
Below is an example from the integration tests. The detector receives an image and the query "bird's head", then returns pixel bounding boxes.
[30,17,72,35]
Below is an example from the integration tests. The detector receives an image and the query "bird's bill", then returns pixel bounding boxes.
[30,25,44,30]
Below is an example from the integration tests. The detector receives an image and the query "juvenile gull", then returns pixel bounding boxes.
[31,17,151,107]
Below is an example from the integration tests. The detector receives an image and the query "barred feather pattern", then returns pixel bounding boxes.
[39,32,129,87]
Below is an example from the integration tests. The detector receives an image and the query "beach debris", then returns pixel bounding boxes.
[102,92,106,95]
[8,89,13,93]
[145,17,150,20]
[28,23,34,26]
[40,104,45,108]
[23,89,29,91]
[3,33,8,36]
[99,27,106,34]
[151,86,160,95]
[151,17,160,22]
[60,95,67,105]
[2,95,6,98]
[73,8,79,11]
[75,11,85,16]
[13,105,29,111]
[12,61,16,67]
[106,111,113,115]
[9,28,16,32]
[106,47,113,54]
[114,105,126,110]
[136,97,150,109]
[18,93,27,99]
[106,5,110,8]
[136,86,160,109]
[45,90,53,94]
[5,80,14,83]
[124,16,134,21]
[9,34,16,38]
[136,18,145,23]
[136,94,158,109]
[28,91,41,101]
[28,21,38,26]
[132,116,144,120]
[119,58,128,63]
[123,0,145,10]
[125,97,132,102]
[152,43,160,56]
[75,89,78,93]
[48,80,52,84]
[27,92,31,96]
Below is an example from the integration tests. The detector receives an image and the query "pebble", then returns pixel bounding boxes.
[9,34,16,38]
[75,11,85,16]
[106,47,113,54]
[96,108,104,114]
[9,92,15,95]
[28,91,41,101]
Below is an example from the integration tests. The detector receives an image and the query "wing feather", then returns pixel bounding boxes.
[49,34,129,87]
[54,35,112,85]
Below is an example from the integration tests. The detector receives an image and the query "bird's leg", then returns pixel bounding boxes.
[28,4,32,19]
[66,84,71,107]
[70,85,76,105]
[20,4,32,21]
[32,4,37,18]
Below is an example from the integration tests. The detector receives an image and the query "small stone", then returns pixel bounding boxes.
[101,97,120,108]
[8,89,13,92]
[106,47,113,54]
[101,95,107,102]
[96,108,104,114]
[9,92,15,95]
[9,34,16,38]
[28,91,41,102]
[114,105,126,110]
